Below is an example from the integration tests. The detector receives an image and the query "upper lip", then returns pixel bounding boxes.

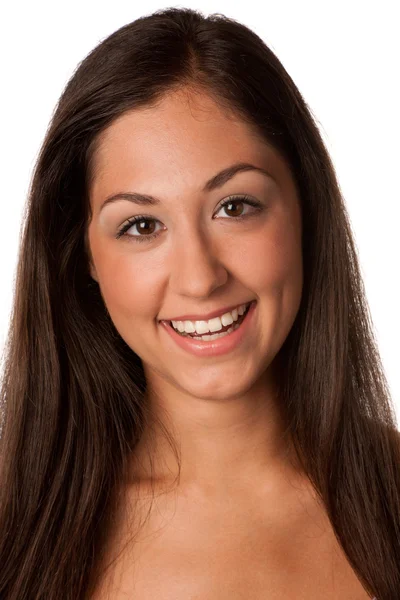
[159,301,254,323]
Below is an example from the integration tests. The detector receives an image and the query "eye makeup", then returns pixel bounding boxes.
[115,194,265,243]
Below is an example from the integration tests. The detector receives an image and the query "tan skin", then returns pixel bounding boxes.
[87,88,372,598]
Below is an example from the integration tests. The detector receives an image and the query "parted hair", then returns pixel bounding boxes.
[0,7,399,599]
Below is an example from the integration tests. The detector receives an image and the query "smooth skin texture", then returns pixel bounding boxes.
[88,88,303,490]
[87,89,372,598]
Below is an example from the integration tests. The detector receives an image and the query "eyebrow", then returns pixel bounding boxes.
[99,162,273,212]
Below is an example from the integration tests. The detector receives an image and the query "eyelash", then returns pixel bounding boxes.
[115,195,264,243]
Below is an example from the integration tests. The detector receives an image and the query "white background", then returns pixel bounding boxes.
[1,1,399,421]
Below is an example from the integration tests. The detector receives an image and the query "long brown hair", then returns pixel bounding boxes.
[0,7,398,598]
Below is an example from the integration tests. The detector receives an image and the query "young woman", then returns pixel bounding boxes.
[0,7,397,599]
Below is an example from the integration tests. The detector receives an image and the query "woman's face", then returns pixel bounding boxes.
[87,90,303,403]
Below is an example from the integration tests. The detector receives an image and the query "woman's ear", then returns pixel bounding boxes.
[85,229,98,283]
[90,264,98,283]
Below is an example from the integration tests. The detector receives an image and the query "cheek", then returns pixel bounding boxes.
[239,217,303,363]
[236,217,303,296]
[94,248,159,322]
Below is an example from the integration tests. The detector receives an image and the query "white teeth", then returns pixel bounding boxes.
[190,321,242,341]
[221,312,234,327]
[237,304,246,316]
[171,302,250,335]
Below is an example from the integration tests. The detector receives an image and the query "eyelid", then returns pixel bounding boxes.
[115,194,264,241]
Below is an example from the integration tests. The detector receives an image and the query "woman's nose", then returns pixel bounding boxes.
[168,230,229,299]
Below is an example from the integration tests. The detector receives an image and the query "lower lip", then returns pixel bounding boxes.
[158,301,257,358]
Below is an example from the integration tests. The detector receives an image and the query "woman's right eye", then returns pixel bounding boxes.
[115,216,163,243]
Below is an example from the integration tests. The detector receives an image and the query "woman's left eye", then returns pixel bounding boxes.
[215,195,263,219]
[115,194,264,243]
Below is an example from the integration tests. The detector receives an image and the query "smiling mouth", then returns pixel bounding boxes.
[169,302,252,340]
